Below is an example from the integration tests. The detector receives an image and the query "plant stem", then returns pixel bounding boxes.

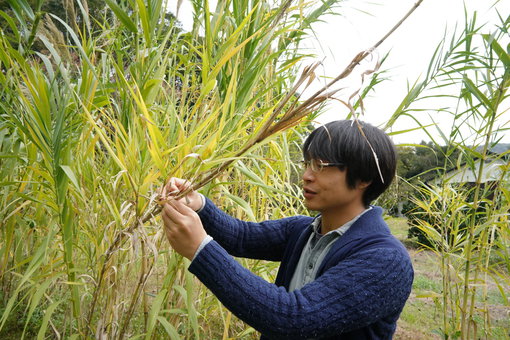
[460,69,509,338]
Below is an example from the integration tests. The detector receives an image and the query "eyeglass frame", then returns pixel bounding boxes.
[298,159,346,172]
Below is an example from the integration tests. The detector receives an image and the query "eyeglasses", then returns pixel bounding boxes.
[298,159,345,172]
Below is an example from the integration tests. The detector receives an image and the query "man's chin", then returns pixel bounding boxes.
[303,201,319,212]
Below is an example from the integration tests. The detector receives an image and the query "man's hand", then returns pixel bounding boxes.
[161,198,207,260]
[160,177,203,211]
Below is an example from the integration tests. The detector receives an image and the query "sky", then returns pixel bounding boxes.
[168,0,508,145]
[298,0,508,145]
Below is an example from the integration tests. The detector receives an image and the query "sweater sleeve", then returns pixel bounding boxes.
[197,197,311,261]
[188,240,413,339]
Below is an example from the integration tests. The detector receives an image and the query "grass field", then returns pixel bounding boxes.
[387,217,510,340]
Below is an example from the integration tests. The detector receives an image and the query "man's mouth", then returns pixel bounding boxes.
[303,187,317,198]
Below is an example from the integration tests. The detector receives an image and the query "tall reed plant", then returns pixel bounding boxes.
[0,0,347,338]
[390,11,510,339]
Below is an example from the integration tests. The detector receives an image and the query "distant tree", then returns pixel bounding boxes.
[0,0,106,50]
[395,145,417,178]
[397,141,461,180]
[382,142,462,217]
[0,0,105,26]
[0,0,181,60]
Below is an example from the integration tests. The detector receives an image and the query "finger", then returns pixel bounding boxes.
[161,208,174,227]
[162,216,175,241]
[166,177,178,195]
[163,198,193,219]
[163,200,184,222]
[168,178,190,196]
[170,197,195,215]
[172,177,187,187]
[173,178,192,192]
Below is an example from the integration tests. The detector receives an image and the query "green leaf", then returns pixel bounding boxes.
[60,165,80,190]
[105,0,137,33]
[136,0,151,44]
[0,228,56,330]
[462,75,493,111]
[387,124,435,136]
[185,269,199,339]
[223,192,256,221]
[0,10,20,42]
[48,14,97,79]
[23,275,62,338]
[36,300,62,340]
[145,289,168,339]
[156,316,182,340]
[483,34,510,67]
[416,292,442,299]
[7,0,34,21]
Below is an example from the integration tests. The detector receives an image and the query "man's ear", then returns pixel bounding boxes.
[358,181,371,190]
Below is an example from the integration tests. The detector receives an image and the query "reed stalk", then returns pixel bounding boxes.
[85,2,425,335]
[390,10,510,338]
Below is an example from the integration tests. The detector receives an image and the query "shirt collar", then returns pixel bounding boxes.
[311,206,373,237]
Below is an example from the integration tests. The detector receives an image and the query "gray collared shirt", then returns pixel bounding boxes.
[288,208,372,292]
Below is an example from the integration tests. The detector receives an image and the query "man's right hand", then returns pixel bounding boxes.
[160,177,203,212]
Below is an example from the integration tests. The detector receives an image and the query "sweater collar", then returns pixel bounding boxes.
[311,206,373,237]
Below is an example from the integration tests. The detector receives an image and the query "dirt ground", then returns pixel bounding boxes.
[393,248,510,339]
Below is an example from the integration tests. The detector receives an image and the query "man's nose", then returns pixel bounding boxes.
[302,167,315,181]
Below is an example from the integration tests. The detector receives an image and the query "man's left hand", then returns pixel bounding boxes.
[162,198,207,260]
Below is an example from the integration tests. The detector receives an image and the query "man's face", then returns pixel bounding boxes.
[301,160,366,213]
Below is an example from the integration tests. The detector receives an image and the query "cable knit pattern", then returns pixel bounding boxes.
[189,198,414,340]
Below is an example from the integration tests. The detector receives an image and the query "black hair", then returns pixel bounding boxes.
[302,120,397,206]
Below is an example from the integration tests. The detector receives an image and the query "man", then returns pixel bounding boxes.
[161,120,414,339]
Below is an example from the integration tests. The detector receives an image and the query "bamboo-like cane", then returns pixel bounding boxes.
[85,0,424,331]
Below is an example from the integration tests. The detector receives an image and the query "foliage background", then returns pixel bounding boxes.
[0,0,509,339]
[0,0,340,338]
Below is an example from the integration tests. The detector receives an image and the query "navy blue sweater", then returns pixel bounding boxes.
[189,198,414,339]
